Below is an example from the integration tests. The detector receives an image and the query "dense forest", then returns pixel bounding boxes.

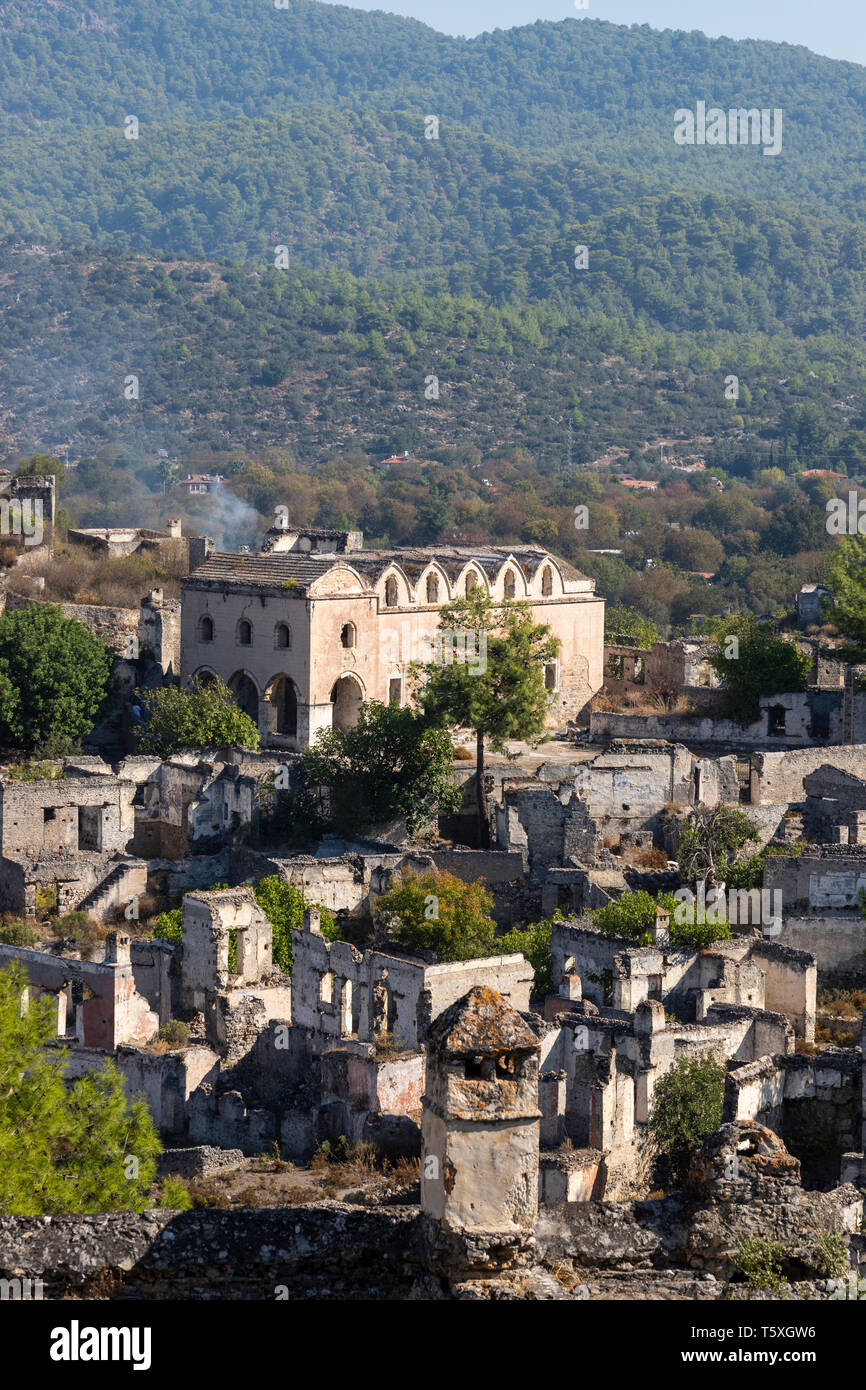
[1,0,865,635]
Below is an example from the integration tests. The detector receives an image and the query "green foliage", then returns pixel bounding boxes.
[0,964,161,1213]
[603,606,661,649]
[154,907,182,948]
[373,869,497,962]
[649,1051,726,1185]
[5,760,64,781]
[593,889,729,949]
[0,604,113,751]
[824,537,866,645]
[0,919,38,946]
[811,1230,848,1280]
[708,617,812,722]
[157,1019,190,1048]
[157,1176,194,1211]
[300,700,461,838]
[676,807,761,883]
[419,591,559,844]
[137,677,260,756]
[252,875,337,973]
[498,920,553,999]
[734,1236,787,1294]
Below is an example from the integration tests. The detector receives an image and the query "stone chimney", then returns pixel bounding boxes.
[303,907,321,935]
[651,906,670,945]
[167,518,182,539]
[104,930,131,967]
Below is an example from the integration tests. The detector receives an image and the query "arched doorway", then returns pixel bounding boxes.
[266,674,298,737]
[229,671,259,725]
[330,674,363,731]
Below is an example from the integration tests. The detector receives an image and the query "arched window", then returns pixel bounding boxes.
[199,614,214,643]
[545,662,558,692]
[340,622,356,649]
[384,576,398,607]
[465,571,477,596]
[426,573,439,603]
[503,570,516,599]
[541,566,553,597]
[274,623,291,650]
[237,619,252,646]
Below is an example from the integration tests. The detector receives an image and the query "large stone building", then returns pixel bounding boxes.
[181,528,605,749]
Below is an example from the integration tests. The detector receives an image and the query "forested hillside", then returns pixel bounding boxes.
[2,0,866,633]
[2,1,866,212]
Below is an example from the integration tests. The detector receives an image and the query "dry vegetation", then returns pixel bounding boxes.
[11,544,185,609]
[183,1143,420,1210]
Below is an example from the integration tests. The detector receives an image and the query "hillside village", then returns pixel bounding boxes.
[0,474,864,1301]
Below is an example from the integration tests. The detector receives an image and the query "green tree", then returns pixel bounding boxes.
[676,807,761,885]
[603,605,662,648]
[15,453,66,488]
[708,616,811,721]
[649,1051,726,1184]
[418,591,560,847]
[593,889,730,949]
[373,869,497,962]
[300,701,461,838]
[0,604,112,751]
[498,918,553,998]
[0,964,161,1213]
[137,677,260,756]
[824,536,866,645]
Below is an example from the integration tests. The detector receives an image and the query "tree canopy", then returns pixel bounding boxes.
[0,963,161,1213]
[300,700,461,838]
[137,677,260,757]
[0,603,113,753]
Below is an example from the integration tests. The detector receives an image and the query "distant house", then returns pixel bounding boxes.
[618,475,659,492]
[183,474,223,496]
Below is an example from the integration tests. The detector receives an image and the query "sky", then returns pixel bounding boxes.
[327,0,866,67]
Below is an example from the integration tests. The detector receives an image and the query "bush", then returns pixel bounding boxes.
[498,919,553,998]
[157,1176,193,1210]
[137,677,260,756]
[157,1019,190,1048]
[50,910,105,954]
[593,889,730,949]
[0,919,38,946]
[734,1236,787,1293]
[252,876,337,972]
[373,869,497,962]
[811,1230,848,1279]
[649,1052,726,1184]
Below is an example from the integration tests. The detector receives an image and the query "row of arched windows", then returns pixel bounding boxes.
[387,565,553,607]
[198,615,292,649]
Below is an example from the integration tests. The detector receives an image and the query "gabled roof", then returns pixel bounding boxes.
[426,984,538,1056]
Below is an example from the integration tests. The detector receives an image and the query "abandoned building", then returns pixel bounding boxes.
[180,531,605,748]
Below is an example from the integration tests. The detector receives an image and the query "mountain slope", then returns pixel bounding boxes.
[1,1,866,215]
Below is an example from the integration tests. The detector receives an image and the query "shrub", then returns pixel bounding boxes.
[157,1176,193,1210]
[649,1051,726,1184]
[373,868,497,962]
[811,1230,848,1280]
[137,677,260,756]
[498,919,553,998]
[157,1019,190,1048]
[734,1236,787,1293]
[0,919,38,946]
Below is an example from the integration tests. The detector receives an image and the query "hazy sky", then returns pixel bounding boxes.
[327,0,866,67]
